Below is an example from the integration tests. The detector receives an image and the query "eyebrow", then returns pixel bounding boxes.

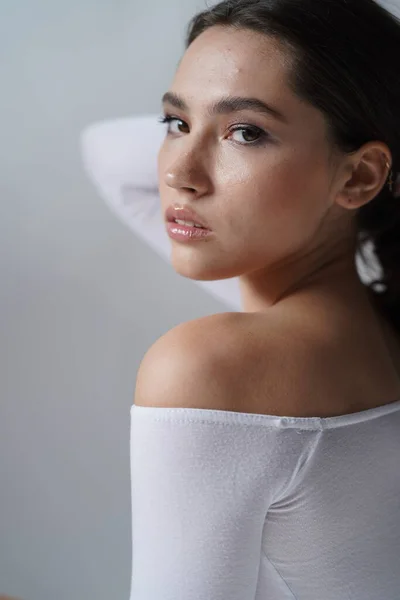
[161,91,289,124]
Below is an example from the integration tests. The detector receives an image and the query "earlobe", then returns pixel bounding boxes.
[334,188,364,211]
[338,173,386,210]
[341,190,377,211]
[344,193,364,210]
[337,144,392,210]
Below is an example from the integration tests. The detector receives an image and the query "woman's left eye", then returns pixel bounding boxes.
[229,125,267,145]
[158,115,269,146]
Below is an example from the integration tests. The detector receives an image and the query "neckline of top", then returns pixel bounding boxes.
[131,397,400,430]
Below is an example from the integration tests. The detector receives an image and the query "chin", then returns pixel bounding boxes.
[170,253,240,282]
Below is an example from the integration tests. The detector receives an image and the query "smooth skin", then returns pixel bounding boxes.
[135,26,400,418]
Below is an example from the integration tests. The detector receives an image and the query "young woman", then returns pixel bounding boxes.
[81,113,388,312]
[84,1,400,598]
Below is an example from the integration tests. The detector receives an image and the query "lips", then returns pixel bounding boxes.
[165,206,211,230]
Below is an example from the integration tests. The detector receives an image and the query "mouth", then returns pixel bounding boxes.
[165,206,212,231]
[166,219,214,241]
[168,218,208,229]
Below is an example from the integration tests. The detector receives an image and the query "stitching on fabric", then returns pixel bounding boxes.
[261,550,298,599]
[134,414,323,431]
[271,428,324,505]
[145,418,263,426]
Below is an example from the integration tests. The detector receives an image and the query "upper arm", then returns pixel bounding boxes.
[134,315,242,411]
[130,316,282,599]
[130,345,274,599]
[80,116,163,190]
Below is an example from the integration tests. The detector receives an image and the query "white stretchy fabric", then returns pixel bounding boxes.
[129,398,400,599]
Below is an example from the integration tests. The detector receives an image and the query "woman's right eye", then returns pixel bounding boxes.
[157,115,188,134]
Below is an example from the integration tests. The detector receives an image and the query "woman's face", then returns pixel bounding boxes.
[157,26,351,296]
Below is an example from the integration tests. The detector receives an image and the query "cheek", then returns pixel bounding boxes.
[221,162,323,250]
[217,159,293,220]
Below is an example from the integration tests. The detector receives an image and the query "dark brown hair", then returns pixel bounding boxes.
[184,0,400,333]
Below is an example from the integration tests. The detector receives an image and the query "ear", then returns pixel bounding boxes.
[335,142,392,210]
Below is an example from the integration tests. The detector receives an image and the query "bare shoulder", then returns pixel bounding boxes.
[133,310,310,414]
[134,305,400,418]
[133,312,246,411]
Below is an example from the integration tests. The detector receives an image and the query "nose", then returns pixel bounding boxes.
[163,149,210,196]
[165,170,195,192]
[164,168,209,197]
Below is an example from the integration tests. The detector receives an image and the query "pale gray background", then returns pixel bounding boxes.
[0,1,226,599]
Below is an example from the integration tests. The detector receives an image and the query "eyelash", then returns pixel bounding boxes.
[157,114,270,147]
